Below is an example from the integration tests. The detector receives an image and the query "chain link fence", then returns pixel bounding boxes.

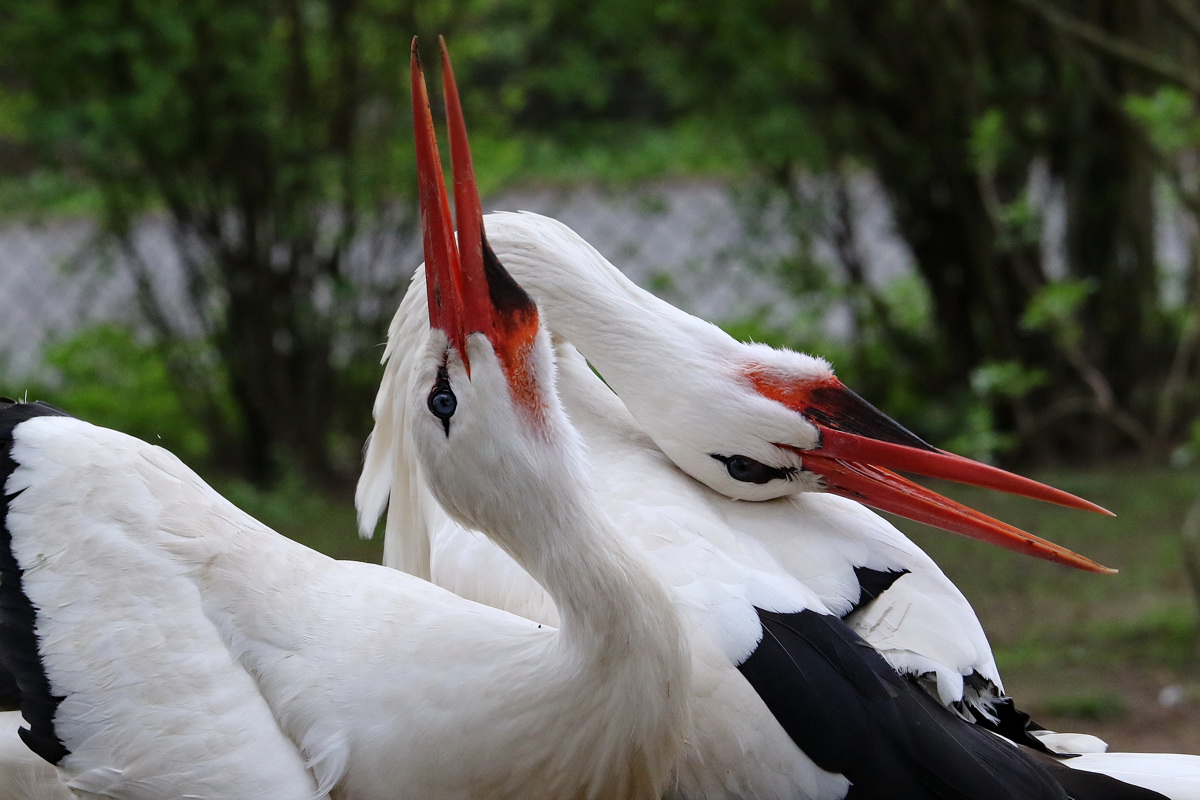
[0,177,919,383]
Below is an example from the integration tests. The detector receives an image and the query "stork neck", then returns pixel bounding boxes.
[503,470,682,662]
[489,214,737,407]
[468,444,688,800]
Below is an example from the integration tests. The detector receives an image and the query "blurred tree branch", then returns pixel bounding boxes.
[0,0,427,483]
[1002,0,1200,93]
[1161,0,1200,42]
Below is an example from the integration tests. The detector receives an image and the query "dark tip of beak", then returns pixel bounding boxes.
[805,384,937,453]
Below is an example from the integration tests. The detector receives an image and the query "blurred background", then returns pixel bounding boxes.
[1,0,1199,751]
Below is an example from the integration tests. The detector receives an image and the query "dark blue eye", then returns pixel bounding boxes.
[725,456,759,482]
[428,367,456,434]
[429,389,457,419]
[710,454,795,485]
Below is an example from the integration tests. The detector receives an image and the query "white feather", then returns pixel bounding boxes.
[1065,752,1200,799]
[0,712,72,800]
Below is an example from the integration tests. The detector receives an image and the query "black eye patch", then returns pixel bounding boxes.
[710,453,796,485]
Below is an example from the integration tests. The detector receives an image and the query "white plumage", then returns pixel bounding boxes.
[359,221,1008,708]
[1065,753,1200,798]
[362,214,1151,799]
[5,416,329,800]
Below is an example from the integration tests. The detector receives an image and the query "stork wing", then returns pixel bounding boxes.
[0,402,326,799]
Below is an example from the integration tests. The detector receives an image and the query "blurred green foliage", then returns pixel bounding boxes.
[0,0,414,212]
[1021,279,1098,348]
[1,0,1199,478]
[2,325,213,463]
[0,0,433,482]
[1125,88,1200,157]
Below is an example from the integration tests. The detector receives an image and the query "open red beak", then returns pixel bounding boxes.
[755,373,1116,574]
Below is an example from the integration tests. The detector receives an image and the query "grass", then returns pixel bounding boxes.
[903,463,1200,751]
[213,474,383,564]
[1041,690,1129,721]
[905,464,1200,653]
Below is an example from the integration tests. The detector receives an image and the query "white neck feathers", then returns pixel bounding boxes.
[484,212,737,387]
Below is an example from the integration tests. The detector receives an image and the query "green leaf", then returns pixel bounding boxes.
[969,108,1007,175]
[970,360,1047,400]
[1125,88,1200,156]
[1021,279,1096,333]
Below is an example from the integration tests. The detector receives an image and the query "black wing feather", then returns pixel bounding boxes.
[0,400,72,764]
[738,608,1164,799]
[847,567,1059,755]
[0,659,20,711]
[846,566,908,615]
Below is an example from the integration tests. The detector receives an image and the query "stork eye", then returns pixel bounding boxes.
[429,389,457,418]
[428,367,456,434]
[710,453,795,485]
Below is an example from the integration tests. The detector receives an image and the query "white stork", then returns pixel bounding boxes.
[0,39,692,799]
[358,38,1200,799]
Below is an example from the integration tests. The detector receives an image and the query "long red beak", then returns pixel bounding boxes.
[412,38,471,367]
[412,37,540,380]
[755,373,1116,574]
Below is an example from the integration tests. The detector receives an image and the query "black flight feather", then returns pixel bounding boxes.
[738,608,1164,799]
[845,566,1059,756]
[846,566,908,615]
[0,399,72,764]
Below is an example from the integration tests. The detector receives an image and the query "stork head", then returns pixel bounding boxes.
[605,331,1117,572]
[407,38,572,540]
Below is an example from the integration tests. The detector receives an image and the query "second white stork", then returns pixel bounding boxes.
[359,38,1200,799]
